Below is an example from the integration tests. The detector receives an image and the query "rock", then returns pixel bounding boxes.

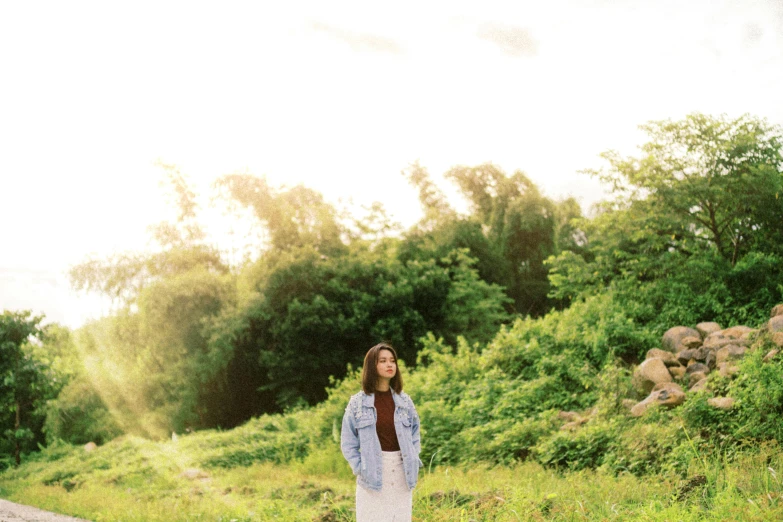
[716,344,746,364]
[686,362,710,374]
[652,381,684,393]
[631,387,686,417]
[646,349,678,365]
[773,332,783,348]
[771,304,783,318]
[722,326,753,339]
[681,336,703,349]
[669,365,687,379]
[688,371,707,386]
[707,397,735,410]
[677,349,698,366]
[633,358,673,394]
[696,322,722,338]
[705,350,717,370]
[557,411,580,422]
[621,399,637,410]
[662,326,701,352]
[689,378,709,392]
[84,442,97,452]
[718,361,740,377]
[769,316,783,333]
[763,349,780,363]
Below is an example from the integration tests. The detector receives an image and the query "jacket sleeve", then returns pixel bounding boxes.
[409,398,421,455]
[340,402,361,475]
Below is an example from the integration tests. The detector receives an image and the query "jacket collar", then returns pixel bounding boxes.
[362,389,404,408]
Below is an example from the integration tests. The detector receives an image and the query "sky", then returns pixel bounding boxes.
[2,0,782,328]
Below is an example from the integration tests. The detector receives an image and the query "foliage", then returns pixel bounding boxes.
[217,245,511,411]
[548,113,783,334]
[0,311,59,468]
[403,162,585,316]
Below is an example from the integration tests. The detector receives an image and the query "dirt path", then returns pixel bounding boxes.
[0,500,90,522]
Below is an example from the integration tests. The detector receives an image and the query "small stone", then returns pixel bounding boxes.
[707,397,735,410]
[771,304,783,318]
[84,442,97,452]
[772,332,783,348]
[763,349,780,363]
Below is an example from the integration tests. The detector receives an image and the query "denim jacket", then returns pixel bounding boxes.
[340,390,423,491]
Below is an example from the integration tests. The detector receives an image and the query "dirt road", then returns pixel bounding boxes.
[0,500,90,522]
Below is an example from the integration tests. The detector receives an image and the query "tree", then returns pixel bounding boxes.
[403,163,564,316]
[0,311,55,467]
[548,113,783,328]
[589,113,783,265]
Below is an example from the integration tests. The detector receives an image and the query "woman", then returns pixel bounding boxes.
[340,342,422,522]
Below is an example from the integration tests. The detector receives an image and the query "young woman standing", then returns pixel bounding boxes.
[340,342,422,522]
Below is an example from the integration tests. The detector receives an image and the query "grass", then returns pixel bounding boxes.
[2,431,783,521]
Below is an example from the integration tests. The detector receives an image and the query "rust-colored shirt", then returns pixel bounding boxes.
[374,389,400,451]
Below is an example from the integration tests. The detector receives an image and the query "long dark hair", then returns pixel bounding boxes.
[361,342,403,394]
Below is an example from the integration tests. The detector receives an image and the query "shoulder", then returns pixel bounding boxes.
[346,391,368,415]
[397,391,417,410]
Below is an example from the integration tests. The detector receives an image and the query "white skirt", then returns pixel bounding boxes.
[355,451,413,522]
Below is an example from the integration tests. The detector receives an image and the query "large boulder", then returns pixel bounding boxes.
[696,322,722,338]
[772,332,783,348]
[633,358,673,394]
[662,326,701,352]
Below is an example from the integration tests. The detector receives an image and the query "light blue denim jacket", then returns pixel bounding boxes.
[340,390,423,491]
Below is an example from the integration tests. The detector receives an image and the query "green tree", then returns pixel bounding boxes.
[403,163,566,316]
[548,113,783,330]
[0,311,56,467]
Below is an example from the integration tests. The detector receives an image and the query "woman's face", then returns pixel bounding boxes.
[376,349,397,381]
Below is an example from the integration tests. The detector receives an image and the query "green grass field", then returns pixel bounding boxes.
[2,430,783,521]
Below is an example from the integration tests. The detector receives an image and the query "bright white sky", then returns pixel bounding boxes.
[2,0,782,328]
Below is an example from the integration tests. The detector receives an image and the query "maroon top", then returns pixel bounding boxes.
[374,389,400,451]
